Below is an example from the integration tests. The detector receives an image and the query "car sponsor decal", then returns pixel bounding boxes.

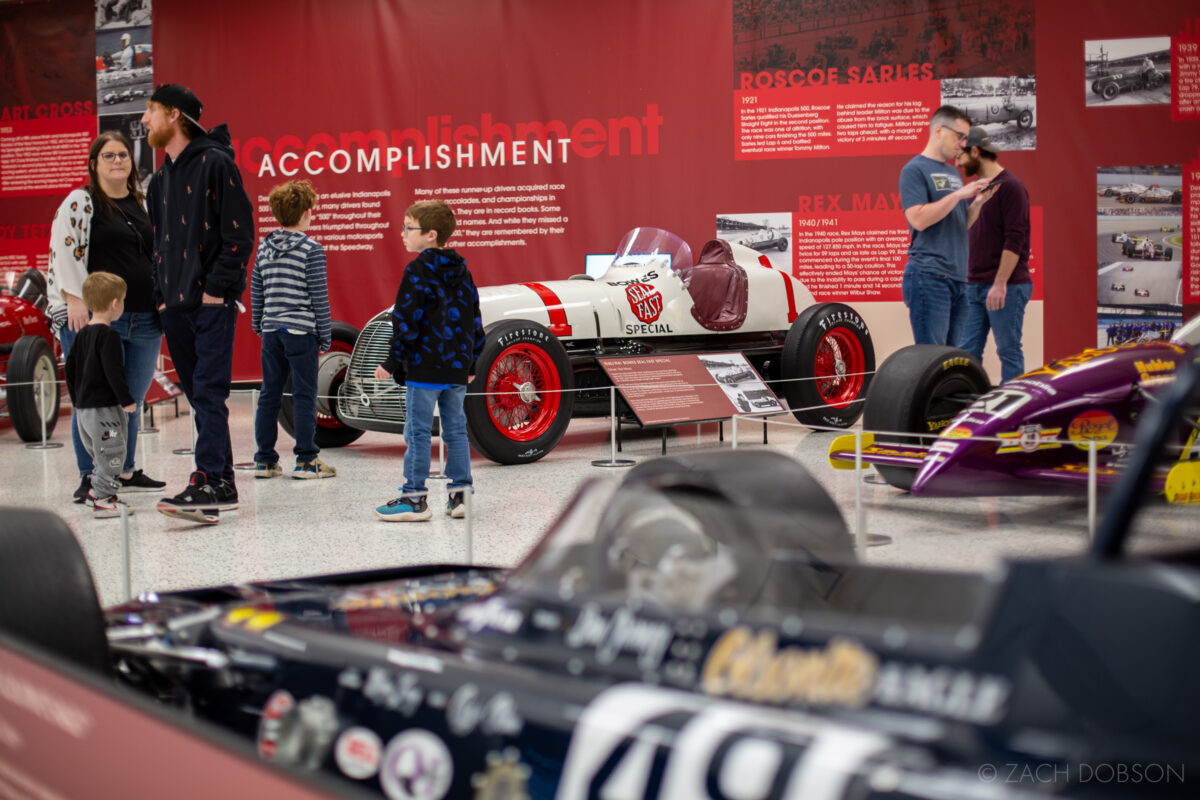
[699,628,1010,724]
[363,668,425,716]
[1067,410,1119,450]
[468,753,530,800]
[519,282,573,336]
[965,387,1033,420]
[457,596,524,634]
[942,425,972,439]
[557,684,892,800]
[564,603,674,670]
[996,425,1062,454]
[446,684,523,738]
[471,748,530,800]
[701,629,877,706]
[256,689,295,761]
[335,727,383,780]
[1135,357,1176,387]
[625,281,663,324]
[380,729,453,800]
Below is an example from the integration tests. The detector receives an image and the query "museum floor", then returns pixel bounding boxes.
[2,394,1197,607]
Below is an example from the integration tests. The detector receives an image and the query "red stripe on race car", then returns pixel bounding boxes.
[779,271,798,323]
[521,283,574,336]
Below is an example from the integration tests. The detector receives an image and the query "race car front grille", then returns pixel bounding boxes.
[338,318,408,425]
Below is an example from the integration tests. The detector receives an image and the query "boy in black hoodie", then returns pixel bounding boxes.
[141,83,254,524]
[374,200,483,521]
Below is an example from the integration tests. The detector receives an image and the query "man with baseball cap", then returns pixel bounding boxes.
[957,125,1032,383]
[142,84,254,523]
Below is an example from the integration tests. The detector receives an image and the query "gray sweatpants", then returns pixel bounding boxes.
[77,406,128,498]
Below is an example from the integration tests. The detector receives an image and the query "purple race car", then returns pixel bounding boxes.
[828,316,1200,500]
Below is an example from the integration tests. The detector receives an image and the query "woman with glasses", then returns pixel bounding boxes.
[47,130,167,502]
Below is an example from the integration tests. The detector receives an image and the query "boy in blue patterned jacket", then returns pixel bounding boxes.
[374,200,483,521]
[251,179,336,480]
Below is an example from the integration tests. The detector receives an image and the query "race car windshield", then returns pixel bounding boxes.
[605,227,694,276]
[507,479,875,615]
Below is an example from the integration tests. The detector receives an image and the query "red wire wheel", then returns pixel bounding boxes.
[781,302,875,428]
[812,326,867,408]
[465,319,575,464]
[485,342,562,440]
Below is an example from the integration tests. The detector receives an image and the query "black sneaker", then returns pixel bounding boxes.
[215,478,239,509]
[156,471,231,524]
[445,491,467,518]
[118,469,167,493]
[73,474,92,504]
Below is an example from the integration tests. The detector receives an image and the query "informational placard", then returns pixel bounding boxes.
[1186,150,1199,306]
[598,352,782,427]
[1172,19,1200,120]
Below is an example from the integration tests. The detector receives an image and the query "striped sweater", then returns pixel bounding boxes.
[250,230,332,349]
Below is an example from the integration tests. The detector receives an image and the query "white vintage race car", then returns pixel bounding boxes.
[296,228,874,465]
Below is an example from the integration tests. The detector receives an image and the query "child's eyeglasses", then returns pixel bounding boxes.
[401,225,429,234]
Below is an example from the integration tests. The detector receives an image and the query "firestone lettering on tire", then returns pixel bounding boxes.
[817,309,866,332]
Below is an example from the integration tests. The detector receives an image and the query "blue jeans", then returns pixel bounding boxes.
[255,330,319,464]
[160,302,237,482]
[902,269,968,346]
[960,282,1033,383]
[402,384,471,496]
[58,310,163,476]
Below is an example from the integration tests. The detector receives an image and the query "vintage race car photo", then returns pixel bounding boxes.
[735,227,788,252]
[1135,287,1151,297]
[1160,225,1175,232]
[4,366,1200,798]
[1099,183,1145,198]
[1122,240,1173,260]
[0,269,62,442]
[1121,264,1135,272]
[828,315,1200,499]
[1110,282,1125,291]
[956,96,1035,129]
[303,228,874,465]
[1092,67,1167,100]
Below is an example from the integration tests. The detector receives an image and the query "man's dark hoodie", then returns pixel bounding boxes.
[145,123,254,310]
[382,248,484,385]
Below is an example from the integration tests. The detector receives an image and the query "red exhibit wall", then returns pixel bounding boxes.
[4,0,1198,380]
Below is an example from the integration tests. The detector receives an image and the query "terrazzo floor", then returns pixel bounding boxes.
[2,393,1197,607]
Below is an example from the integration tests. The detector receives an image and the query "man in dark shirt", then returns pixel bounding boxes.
[957,127,1032,383]
[141,84,254,523]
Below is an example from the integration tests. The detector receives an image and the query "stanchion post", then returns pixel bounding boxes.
[120,504,132,602]
[591,386,635,468]
[855,429,865,554]
[731,414,739,450]
[25,376,63,450]
[1087,440,1098,540]
[465,485,473,563]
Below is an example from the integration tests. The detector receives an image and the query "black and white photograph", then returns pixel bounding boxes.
[699,354,784,414]
[96,23,153,115]
[716,212,790,270]
[941,75,1036,151]
[96,0,152,30]
[1085,37,1171,106]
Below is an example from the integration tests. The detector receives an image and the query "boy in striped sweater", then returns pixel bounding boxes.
[250,179,336,479]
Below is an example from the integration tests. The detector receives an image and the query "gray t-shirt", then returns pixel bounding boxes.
[899,154,968,281]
